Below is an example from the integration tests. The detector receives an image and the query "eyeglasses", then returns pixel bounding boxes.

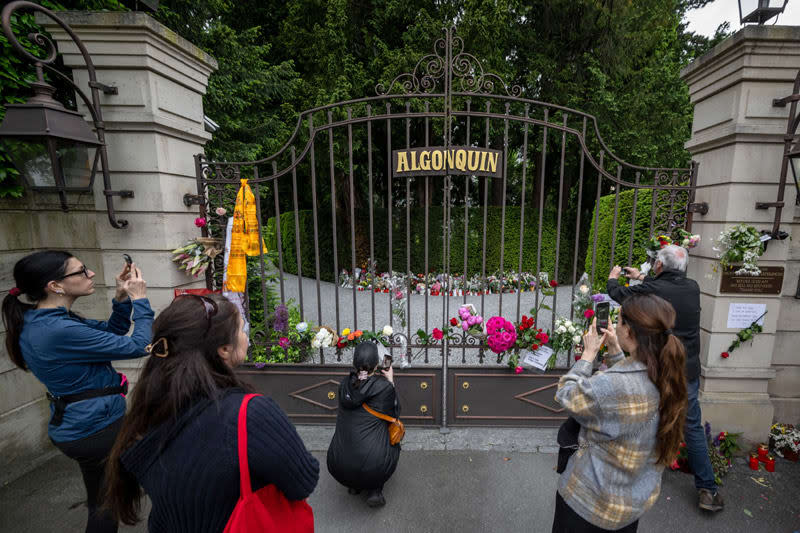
[59,265,90,280]
[177,294,219,334]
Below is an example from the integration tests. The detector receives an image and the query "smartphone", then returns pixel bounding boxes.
[122,253,133,266]
[595,301,610,332]
[382,354,393,370]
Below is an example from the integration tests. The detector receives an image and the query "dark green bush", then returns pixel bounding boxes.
[266,206,582,283]
[585,189,654,290]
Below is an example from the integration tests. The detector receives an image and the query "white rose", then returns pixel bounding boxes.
[572,335,582,344]
[568,325,576,333]
[579,285,589,294]
[296,322,309,333]
[382,325,393,336]
[557,326,567,334]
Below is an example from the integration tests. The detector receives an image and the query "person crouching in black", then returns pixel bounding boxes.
[327,342,400,507]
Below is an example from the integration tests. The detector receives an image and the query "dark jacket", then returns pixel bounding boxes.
[606,269,701,382]
[21,298,153,442]
[327,373,401,490]
[121,389,319,533]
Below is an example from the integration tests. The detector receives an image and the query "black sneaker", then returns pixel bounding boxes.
[365,489,386,508]
[698,489,724,512]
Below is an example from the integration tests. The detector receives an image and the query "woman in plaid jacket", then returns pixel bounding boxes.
[552,294,688,532]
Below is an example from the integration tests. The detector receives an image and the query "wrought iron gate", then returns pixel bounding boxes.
[192,27,700,428]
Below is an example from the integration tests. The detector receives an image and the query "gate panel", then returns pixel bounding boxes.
[194,27,700,428]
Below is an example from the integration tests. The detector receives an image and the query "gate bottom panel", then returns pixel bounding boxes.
[237,364,441,426]
[448,368,568,427]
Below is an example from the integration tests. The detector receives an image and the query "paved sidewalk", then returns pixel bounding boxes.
[2,435,798,533]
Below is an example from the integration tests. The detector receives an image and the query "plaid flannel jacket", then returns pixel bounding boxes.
[555,352,662,530]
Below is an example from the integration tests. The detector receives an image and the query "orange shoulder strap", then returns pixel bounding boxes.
[362,403,396,423]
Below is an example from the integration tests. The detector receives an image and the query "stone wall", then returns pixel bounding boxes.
[0,11,215,486]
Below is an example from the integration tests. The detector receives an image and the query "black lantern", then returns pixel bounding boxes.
[738,0,789,25]
[1,1,132,227]
[0,81,101,210]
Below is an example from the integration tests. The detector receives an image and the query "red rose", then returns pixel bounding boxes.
[535,332,543,341]
[532,343,539,351]
[539,333,549,344]
[336,338,346,349]
[549,280,558,287]
[584,309,594,319]
[720,352,730,359]
[450,317,458,327]
[432,328,444,340]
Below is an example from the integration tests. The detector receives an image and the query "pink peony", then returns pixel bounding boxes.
[475,315,483,324]
[467,315,478,326]
[462,321,470,331]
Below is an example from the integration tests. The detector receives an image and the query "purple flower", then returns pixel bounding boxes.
[273,304,289,333]
[704,421,711,439]
[591,294,605,303]
[254,362,266,369]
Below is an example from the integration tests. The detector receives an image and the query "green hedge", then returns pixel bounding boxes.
[585,189,654,290]
[266,206,582,283]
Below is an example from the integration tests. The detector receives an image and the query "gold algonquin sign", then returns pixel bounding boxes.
[392,146,503,178]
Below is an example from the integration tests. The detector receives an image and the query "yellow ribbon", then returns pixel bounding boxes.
[224,179,267,293]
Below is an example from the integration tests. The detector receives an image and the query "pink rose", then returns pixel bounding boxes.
[432,328,444,340]
[515,366,524,374]
[215,207,227,216]
[504,320,515,332]
[278,337,290,348]
[194,217,207,228]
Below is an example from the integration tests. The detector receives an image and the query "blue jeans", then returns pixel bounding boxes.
[685,378,717,491]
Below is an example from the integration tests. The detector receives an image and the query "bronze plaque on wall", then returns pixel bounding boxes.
[719,266,784,295]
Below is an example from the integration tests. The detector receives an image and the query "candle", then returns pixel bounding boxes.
[749,453,759,471]
[765,455,775,472]
[758,443,769,459]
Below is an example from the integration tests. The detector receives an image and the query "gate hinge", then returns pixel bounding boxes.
[755,201,784,210]
[687,202,708,215]
[183,193,204,207]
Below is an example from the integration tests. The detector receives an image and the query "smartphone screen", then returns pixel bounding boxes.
[595,302,610,331]
[382,354,393,369]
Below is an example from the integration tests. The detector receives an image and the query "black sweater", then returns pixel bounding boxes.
[121,389,319,532]
[606,269,701,382]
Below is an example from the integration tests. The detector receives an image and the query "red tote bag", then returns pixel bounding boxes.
[223,394,315,533]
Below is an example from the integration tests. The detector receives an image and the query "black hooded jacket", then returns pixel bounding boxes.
[606,269,701,382]
[326,373,401,490]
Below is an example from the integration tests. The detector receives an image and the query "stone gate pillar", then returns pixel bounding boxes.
[38,11,217,316]
[680,25,800,442]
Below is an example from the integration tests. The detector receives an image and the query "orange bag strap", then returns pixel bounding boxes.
[362,403,397,423]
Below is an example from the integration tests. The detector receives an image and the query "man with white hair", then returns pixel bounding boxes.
[607,244,723,513]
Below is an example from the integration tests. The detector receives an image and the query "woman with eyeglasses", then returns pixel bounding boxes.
[2,250,152,533]
[104,294,319,532]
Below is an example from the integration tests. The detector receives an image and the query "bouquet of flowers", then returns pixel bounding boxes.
[486,316,517,355]
[770,423,800,460]
[705,422,741,486]
[311,326,337,349]
[171,238,222,278]
[551,317,581,355]
[646,229,700,258]
[713,223,765,276]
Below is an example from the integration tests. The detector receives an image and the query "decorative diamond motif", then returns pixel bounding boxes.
[514,382,565,414]
[289,379,340,411]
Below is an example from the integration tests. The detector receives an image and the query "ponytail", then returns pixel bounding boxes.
[2,250,73,370]
[652,333,687,466]
[2,293,35,370]
[621,293,688,467]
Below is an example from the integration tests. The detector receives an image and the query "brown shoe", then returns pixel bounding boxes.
[698,489,724,512]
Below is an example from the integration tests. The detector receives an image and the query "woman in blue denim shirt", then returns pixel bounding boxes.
[2,250,153,533]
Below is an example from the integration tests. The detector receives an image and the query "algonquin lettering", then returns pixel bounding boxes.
[394,147,502,177]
